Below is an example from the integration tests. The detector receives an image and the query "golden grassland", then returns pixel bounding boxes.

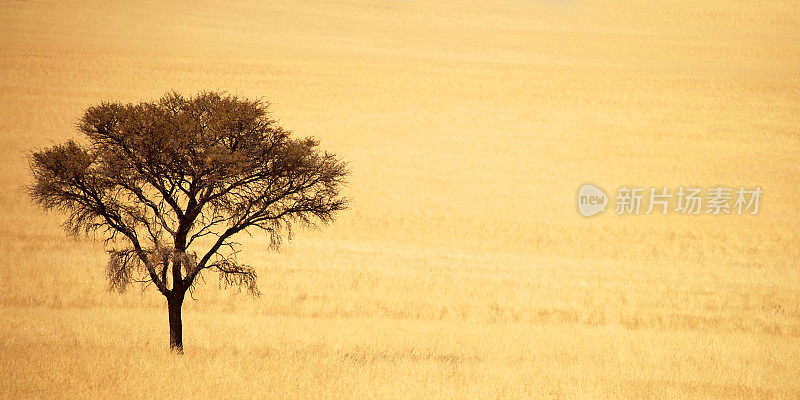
[1,0,799,398]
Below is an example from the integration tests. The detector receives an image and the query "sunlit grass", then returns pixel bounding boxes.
[1,0,799,398]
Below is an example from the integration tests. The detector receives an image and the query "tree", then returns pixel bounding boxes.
[28,91,348,353]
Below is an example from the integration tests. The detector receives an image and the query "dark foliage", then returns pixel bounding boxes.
[28,91,348,351]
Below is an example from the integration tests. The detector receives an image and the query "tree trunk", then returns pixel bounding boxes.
[168,294,184,353]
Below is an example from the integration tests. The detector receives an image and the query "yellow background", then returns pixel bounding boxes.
[1,1,798,398]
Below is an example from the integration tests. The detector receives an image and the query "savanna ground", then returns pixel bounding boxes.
[1,1,799,398]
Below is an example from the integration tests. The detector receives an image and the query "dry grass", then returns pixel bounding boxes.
[1,0,799,398]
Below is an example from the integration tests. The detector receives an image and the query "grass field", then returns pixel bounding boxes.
[1,0,799,398]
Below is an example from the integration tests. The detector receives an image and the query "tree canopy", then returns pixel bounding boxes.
[28,91,348,351]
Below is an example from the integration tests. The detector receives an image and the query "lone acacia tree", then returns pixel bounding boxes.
[28,91,348,353]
